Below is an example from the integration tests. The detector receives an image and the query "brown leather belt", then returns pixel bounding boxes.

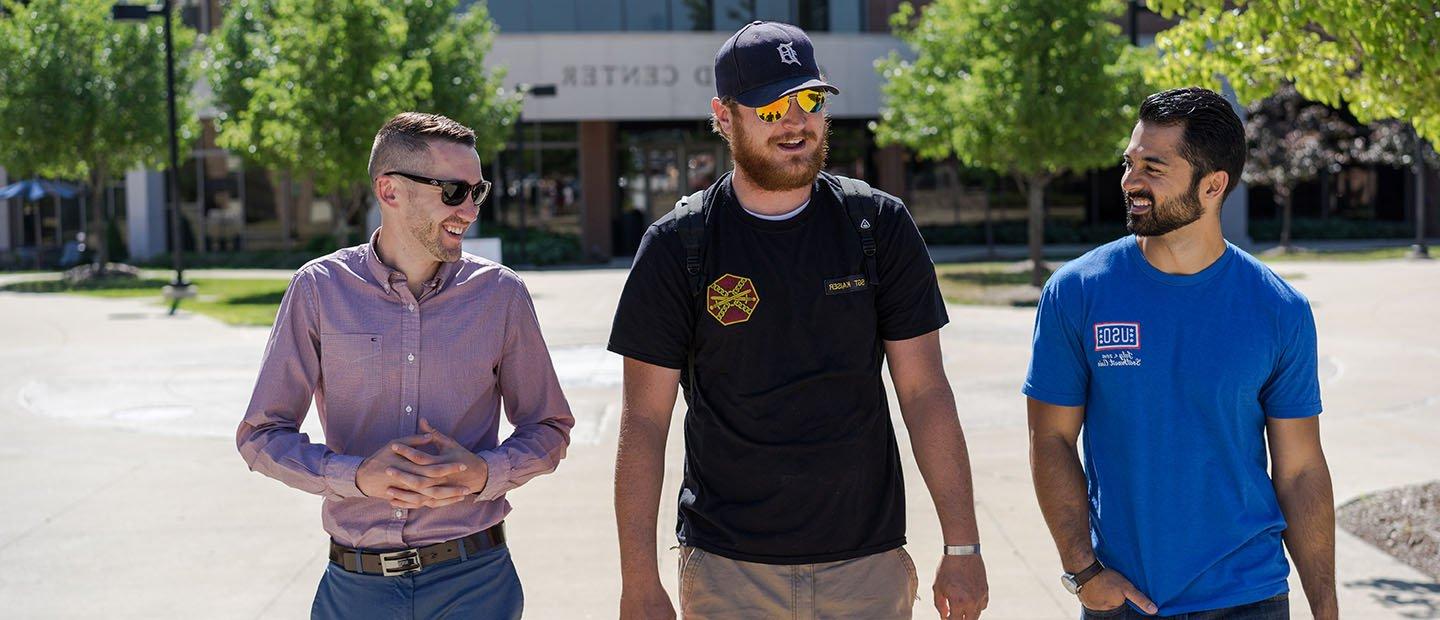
[328,522,506,577]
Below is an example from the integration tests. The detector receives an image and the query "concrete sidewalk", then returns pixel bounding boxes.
[0,259,1437,618]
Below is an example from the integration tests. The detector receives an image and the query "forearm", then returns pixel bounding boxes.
[236,274,343,495]
[237,419,364,499]
[902,388,980,543]
[1275,463,1337,618]
[489,281,577,498]
[474,416,573,501]
[614,412,670,584]
[1030,434,1095,572]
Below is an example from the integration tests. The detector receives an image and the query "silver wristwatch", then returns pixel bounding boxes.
[942,543,981,556]
[1061,559,1104,594]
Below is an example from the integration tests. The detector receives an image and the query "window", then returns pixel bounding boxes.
[825,0,864,33]
[579,0,626,30]
[753,0,789,23]
[531,0,580,31]
[671,0,713,31]
[484,0,866,32]
[625,0,670,30]
[487,1,531,32]
[713,0,754,31]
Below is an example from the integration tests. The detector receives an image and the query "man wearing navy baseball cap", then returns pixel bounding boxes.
[611,21,989,619]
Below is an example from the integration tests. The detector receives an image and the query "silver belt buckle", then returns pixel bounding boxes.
[379,548,422,577]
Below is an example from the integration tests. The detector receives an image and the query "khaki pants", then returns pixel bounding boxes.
[678,546,919,620]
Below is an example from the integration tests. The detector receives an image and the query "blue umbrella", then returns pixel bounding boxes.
[1,178,84,270]
[0,178,82,201]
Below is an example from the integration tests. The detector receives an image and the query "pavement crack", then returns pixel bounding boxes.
[976,499,1072,617]
[255,546,324,620]
[0,460,146,553]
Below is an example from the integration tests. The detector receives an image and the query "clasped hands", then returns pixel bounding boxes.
[356,418,489,509]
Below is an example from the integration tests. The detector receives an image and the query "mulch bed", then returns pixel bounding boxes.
[1338,481,1440,580]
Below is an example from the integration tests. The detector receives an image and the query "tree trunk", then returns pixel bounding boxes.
[943,159,962,225]
[270,169,294,251]
[1025,175,1050,287]
[32,200,43,270]
[983,175,995,259]
[1319,168,1331,221]
[1278,184,1294,252]
[87,167,110,272]
[330,191,351,247]
[1413,131,1429,254]
[331,185,370,247]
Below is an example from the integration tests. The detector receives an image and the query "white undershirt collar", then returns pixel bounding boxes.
[742,199,810,221]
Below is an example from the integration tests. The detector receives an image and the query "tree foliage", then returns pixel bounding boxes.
[1243,84,1358,248]
[207,0,520,236]
[1354,120,1440,170]
[0,0,198,265]
[1148,0,1440,144]
[874,0,1150,285]
[1244,84,1355,192]
[1246,84,1440,248]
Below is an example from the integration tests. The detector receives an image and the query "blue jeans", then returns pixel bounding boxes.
[311,544,523,619]
[1082,594,1288,620]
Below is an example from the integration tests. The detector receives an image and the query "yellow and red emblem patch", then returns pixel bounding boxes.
[706,274,759,326]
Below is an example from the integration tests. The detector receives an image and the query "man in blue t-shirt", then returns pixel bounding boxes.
[1025,87,1337,619]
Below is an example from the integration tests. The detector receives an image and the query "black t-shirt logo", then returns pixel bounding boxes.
[706,274,760,326]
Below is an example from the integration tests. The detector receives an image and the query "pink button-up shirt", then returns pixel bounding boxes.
[237,230,573,550]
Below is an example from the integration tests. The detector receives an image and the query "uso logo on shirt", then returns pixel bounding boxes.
[707,274,760,326]
[1094,322,1141,351]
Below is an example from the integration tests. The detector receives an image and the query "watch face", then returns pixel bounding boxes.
[1061,575,1080,595]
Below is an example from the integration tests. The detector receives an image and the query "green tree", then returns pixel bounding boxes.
[1243,85,1358,252]
[1148,0,1440,143]
[875,0,1150,286]
[209,0,520,245]
[1148,0,1439,251]
[0,0,198,270]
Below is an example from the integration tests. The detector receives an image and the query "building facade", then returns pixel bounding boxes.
[5,1,1430,268]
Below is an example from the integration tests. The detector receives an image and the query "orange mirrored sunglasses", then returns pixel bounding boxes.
[753,89,828,123]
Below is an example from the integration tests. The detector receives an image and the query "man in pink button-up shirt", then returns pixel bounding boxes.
[237,112,573,619]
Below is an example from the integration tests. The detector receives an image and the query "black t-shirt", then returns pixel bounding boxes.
[607,173,949,564]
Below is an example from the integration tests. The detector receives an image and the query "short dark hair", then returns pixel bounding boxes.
[1138,87,1246,200]
[368,112,477,180]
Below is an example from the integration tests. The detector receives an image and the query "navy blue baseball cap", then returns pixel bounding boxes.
[715,21,839,108]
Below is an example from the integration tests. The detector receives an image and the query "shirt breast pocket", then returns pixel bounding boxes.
[320,333,383,401]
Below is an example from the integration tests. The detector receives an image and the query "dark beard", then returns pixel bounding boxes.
[730,118,829,192]
[1125,181,1205,237]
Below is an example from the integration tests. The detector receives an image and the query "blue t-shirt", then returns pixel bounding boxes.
[1024,236,1321,614]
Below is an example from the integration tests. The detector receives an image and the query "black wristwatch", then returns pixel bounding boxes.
[1061,559,1104,595]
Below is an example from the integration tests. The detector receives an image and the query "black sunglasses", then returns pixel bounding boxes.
[384,171,492,207]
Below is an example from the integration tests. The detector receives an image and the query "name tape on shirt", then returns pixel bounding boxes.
[823,274,870,295]
[1094,322,1141,351]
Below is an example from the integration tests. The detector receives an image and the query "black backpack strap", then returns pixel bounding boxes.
[668,186,711,408]
[673,188,708,299]
[835,175,880,288]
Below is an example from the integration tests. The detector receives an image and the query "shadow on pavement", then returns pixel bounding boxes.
[1345,578,1440,619]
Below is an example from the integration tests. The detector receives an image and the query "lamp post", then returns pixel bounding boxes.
[512,83,557,266]
[112,1,194,312]
[1411,134,1431,259]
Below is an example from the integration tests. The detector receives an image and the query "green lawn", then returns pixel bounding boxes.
[934,262,1049,307]
[1257,246,1415,262]
[0,277,289,326]
[1,244,1419,316]
[930,245,1342,306]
